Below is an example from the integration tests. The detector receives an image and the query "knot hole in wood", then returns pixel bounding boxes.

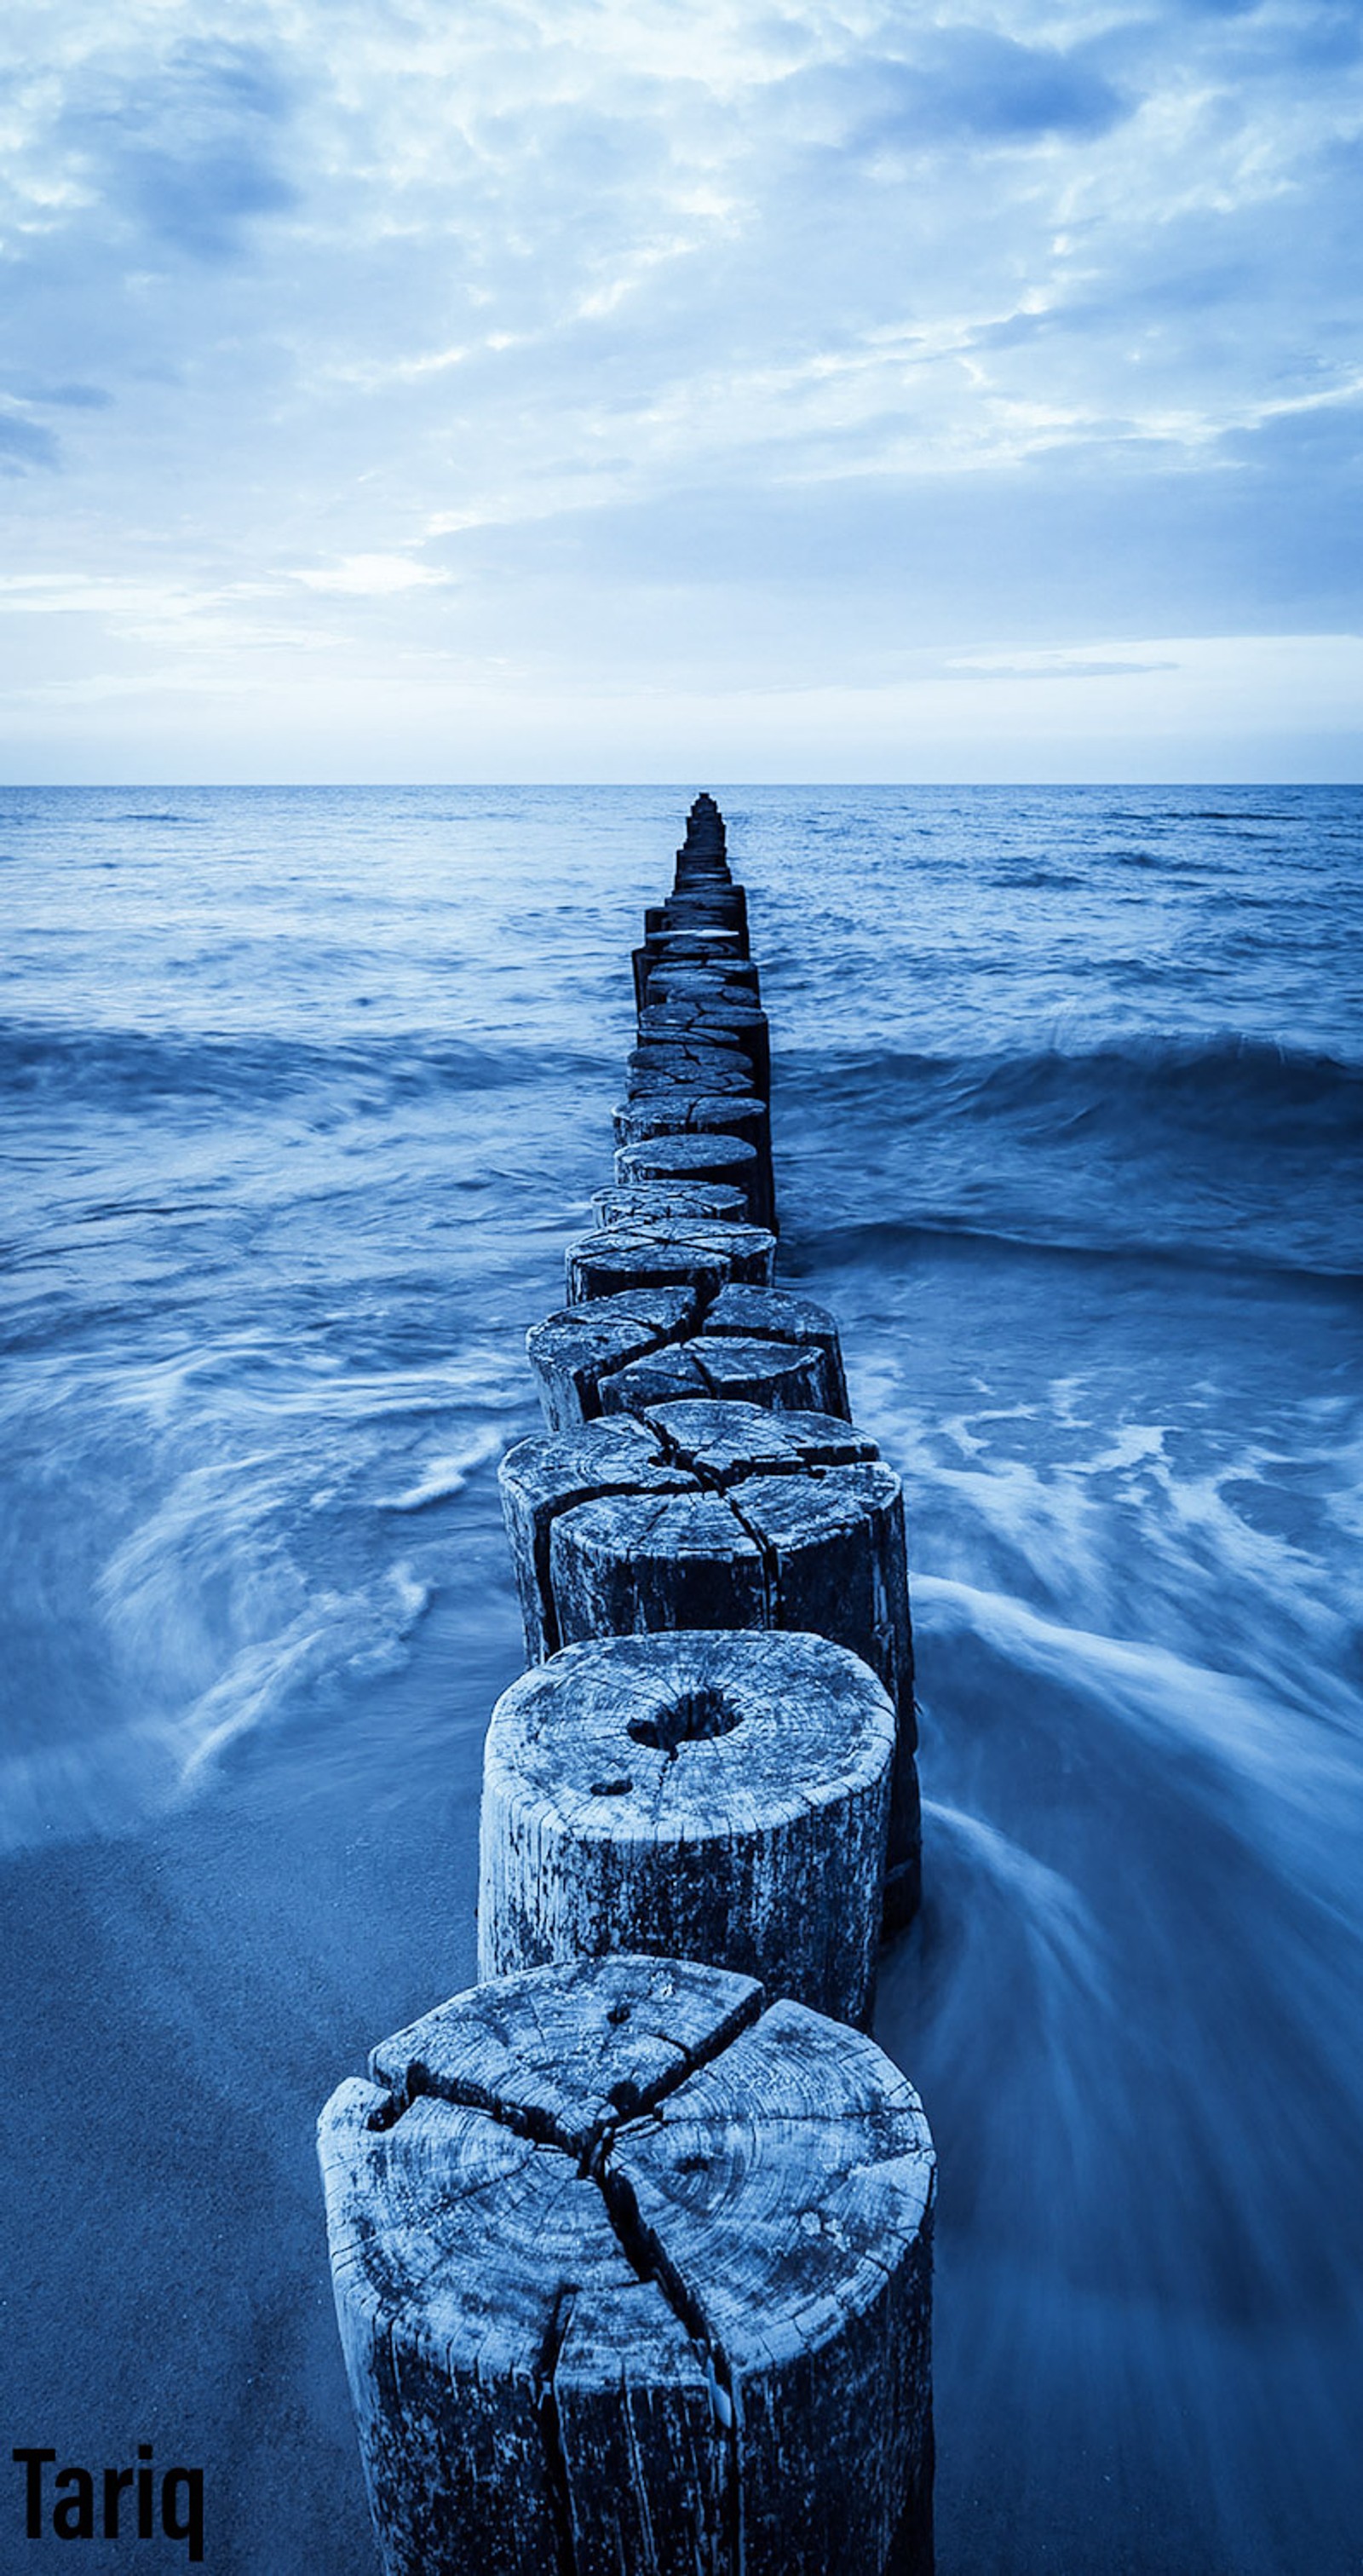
[629,1684,744,1752]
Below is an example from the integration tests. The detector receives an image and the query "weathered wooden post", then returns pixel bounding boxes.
[613,1094,769,1153]
[637,1000,771,1097]
[642,971,761,1008]
[591,1180,751,1227]
[497,1404,879,1662]
[547,1463,897,1663]
[646,889,749,943]
[634,938,758,1016]
[497,1399,923,1930]
[703,1282,850,1414]
[595,1331,831,1415]
[497,1413,695,1659]
[640,1397,877,1481]
[612,1096,775,1232]
[626,1052,757,1098]
[566,1217,776,1302]
[525,1286,699,1430]
[641,958,761,1004]
[614,1132,767,1223]
[479,1629,894,2024]
[319,1955,935,2576]
[526,1284,848,1426]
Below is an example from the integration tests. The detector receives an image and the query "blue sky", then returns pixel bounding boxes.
[2,0,1360,780]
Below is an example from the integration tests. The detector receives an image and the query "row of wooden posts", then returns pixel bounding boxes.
[319,797,937,2573]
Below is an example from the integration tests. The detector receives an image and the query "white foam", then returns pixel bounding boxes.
[377,1425,505,1512]
[913,1574,1357,1816]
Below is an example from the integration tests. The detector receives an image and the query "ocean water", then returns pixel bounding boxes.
[2,783,1360,2573]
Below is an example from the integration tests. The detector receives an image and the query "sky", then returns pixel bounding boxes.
[1,0,1360,781]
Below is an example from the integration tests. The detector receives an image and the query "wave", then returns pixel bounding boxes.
[787,1212,1363,1289]
[791,1032,1363,1144]
[778,1033,1363,1277]
[376,1426,507,1512]
[914,1578,1363,1887]
[1189,810,1297,824]
[0,1022,609,1111]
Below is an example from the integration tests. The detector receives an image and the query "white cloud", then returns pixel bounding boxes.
[293,555,448,595]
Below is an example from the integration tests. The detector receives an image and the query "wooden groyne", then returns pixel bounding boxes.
[319,795,935,2573]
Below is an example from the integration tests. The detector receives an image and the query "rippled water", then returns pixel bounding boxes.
[3,784,1360,2573]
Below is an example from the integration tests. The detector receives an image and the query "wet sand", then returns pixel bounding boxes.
[0,1576,520,2575]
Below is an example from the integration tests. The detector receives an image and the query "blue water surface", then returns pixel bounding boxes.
[2,785,1360,2573]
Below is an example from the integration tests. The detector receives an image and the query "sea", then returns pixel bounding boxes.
[2,783,1360,2574]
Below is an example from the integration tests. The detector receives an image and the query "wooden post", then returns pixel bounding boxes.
[635,941,757,1016]
[643,961,762,1005]
[628,1041,756,1090]
[497,1402,879,1666]
[626,1061,756,1100]
[638,965,762,1017]
[641,1397,877,1480]
[566,1218,776,1303]
[535,1438,922,1932]
[614,1132,768,1225]
[526,1287,699,1432]
[319,1955,935,2576]
[613,1099,774,1234]
[591,1181,750,1227]
[551,1486,771,1637]
[630,1042,755,1071]
[613,1092,769,1155]
[647,890,749,942]
[497,1415,692,1660]
[642,931,747,965]
[637,1004,770,1098]
[479,1630,894,2026]
[526,1285,848,1426]
[526,1288,845,1432]
[704,1282,850,1418]
[548,1464,888,1662]
[595,1332,835,1417]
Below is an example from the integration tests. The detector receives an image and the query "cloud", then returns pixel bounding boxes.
[820,32,1133,151]
[950,656,1183,681]
[0,0,1356,774]
[19,383,113,410]
[57,37,298,263]
[0,412,60,473]
[294,556,449,596]
[119,142,296,263]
